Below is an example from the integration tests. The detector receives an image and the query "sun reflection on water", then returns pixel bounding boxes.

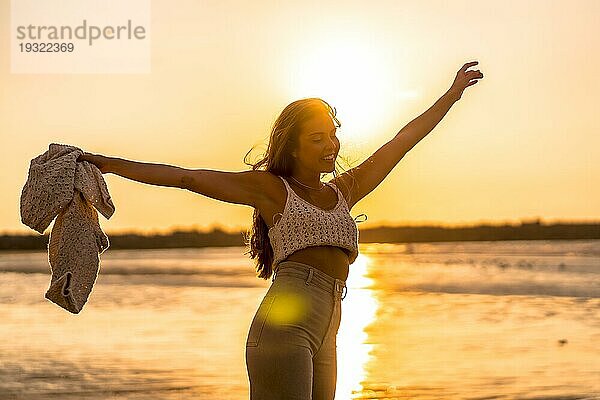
[336,254,379,399]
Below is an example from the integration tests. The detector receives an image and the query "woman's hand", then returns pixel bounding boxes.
[78,152,111,174]
[448,61,484,101]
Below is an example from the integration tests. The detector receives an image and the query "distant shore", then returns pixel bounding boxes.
[2,219,599,251]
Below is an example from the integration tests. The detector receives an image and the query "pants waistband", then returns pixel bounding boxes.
[273,261,347,300]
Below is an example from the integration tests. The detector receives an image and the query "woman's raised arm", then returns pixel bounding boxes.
[79,153,266,207]
[332,61,484,209]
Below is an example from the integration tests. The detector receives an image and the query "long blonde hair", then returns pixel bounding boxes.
[243,98,351,280]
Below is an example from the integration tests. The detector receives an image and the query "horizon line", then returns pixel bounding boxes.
[3,217,600,236]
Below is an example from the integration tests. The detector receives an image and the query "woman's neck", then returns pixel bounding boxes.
[289,171,323,190]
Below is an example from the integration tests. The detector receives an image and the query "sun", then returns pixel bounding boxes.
[283,35,416,145]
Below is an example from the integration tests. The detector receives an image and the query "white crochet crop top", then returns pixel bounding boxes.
[268,176,359,271]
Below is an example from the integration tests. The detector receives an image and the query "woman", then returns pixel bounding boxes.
[80,61,483,399]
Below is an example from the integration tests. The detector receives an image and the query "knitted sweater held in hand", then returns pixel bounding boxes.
[20,143,115,314]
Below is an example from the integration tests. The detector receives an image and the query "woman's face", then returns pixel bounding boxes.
[292,111,340,175]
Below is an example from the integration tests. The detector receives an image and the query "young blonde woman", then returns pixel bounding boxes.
[80,61,483,399]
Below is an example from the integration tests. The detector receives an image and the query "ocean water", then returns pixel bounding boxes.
[0,240,598,399]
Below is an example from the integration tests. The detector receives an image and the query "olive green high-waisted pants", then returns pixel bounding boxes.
[245,260,347,400]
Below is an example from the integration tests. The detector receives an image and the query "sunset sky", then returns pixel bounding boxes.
[1,0,598,235]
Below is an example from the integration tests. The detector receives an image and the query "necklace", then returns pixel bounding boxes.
[290,176,325,191]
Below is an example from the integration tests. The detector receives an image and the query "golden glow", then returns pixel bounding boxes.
[265,291,310,326]
[284,34,415,143]
[336,254,379,399]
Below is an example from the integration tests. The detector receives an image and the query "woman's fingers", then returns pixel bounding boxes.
[456,66,483,86]
[78,152,93,162]
[462,68,484,84]
[449,61,483,100]
[461,61,478,72]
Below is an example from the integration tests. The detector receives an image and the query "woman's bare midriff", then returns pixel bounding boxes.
[282,245,350,281]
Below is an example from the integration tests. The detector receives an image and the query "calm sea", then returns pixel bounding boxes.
[1,240,599,399]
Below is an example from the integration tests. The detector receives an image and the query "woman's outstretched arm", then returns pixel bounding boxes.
[333,61,484,209]
[80,154,187,188]
[78,153,266,207]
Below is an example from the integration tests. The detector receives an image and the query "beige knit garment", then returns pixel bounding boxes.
[20,143,115,314]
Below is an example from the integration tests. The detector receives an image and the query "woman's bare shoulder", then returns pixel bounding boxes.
[249,171,287,222]
[251,170,282,185]
[251,170,286,200]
